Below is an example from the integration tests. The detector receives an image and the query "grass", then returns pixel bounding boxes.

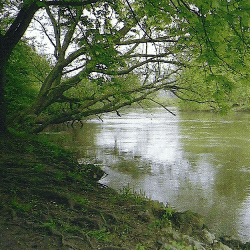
[163,240,198,250]
[135,244,145,250]
[86,228,112,242]
[109,184,148,206]
[32,164,45,172]
[11,197,31,212]
[73,196,89,205]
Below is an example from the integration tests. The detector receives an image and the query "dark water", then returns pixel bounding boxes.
[44,108,250,242]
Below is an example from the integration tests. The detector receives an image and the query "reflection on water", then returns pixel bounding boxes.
[178,112,250,242]
[44,108,250,242]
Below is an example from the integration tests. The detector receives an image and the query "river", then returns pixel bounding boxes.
[44,108,250,242]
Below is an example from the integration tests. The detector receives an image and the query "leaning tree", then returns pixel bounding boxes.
[1,0,250,133]
[0,0,101,133]
[20,1,192,133]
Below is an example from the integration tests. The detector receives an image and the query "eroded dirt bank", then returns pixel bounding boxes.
[0,133,249,250]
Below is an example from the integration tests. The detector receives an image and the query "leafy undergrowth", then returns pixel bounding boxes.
[0,132,249,250]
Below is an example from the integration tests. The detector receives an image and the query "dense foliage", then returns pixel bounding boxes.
[174,0,250,112]
[1,0,250,133]
[6,41,50,117]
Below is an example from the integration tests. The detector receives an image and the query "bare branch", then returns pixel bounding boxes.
[45,5,62,58]
[145,98,176,116]
[116,36,178,45]
[34,17,56,49]
[44,0,100,7]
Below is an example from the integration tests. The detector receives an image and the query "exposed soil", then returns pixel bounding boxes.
[0,133,249,250]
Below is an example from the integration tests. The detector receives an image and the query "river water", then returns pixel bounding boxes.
[44,108,250,242]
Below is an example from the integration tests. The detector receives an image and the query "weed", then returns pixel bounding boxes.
[43,218,57,231]
[24,144,35,153]
[11,197,31,212]
[0,201,4,209]
[29,176,43,184]
[164,207,174,219]
[162,207,174,226]
[32,164,45,172]
[113,185,147,205]
[63,224,79,234]
[41,217,78,235]
[11,187,19,195]
[73,196,89,205]
[135,244,145,250]
[99,212,107,225]
[122,224,132,233]
[86,228,111,242]
[164,240,198,250]
[149,219,163,229]
[67,171,84,182]
[149,207,174,229]
[55,170,65,181]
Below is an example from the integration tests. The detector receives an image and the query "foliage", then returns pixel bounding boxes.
[5,40,50,118]
[172,0,250,112]
[110,185,148,205]
[2,0,250,133]
[149,207,174,229]
[19,0,189,132]
[176,58,250,112]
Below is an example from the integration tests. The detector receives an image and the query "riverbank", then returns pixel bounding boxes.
[0,132,249,250]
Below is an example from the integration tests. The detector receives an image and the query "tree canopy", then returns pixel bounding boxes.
[1,0,250,133]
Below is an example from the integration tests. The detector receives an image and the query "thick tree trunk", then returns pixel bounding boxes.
[0,4,39,134]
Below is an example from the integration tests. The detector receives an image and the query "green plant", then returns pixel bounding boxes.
[55,170,65,181]
[61,221,80,234]
[67,171,87,182]
[43,218,57,231]
[164,207,174,218]
[11,197,31,212]
[164,240,197,250]
[24,144,35,153]
[86,228,111,242]
[122,224,132,234]
[117,185,147,205]
[32,164,45,172]
[73,196,89,205]
[149,207,174,229]
[135,244,145,250]
[162,207,174,226]
[149,219,163,229]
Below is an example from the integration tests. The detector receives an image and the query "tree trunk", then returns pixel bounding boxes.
[0,37,8,134]
[0,4,39,135]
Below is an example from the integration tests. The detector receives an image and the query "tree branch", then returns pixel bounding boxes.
[45,5,62,59]
[44,0,100,7]
[116,36,178,45]
[145,98,176,116]
[34,16,57,52]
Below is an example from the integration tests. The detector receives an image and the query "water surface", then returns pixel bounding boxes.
[44,108,250,242]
